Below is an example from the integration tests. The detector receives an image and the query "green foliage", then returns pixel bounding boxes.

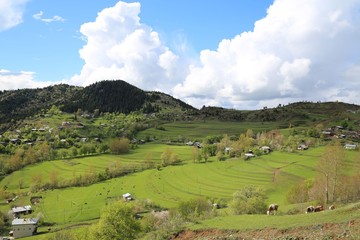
[109,138,130,154]
[90,201,142,240]
[178,197,212,220]
[286,179,313,204]
[47,105,61,116]
[230,185,267,215]
[161,148,181,166]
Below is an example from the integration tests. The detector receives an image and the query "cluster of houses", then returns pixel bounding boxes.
[7,204,39,239]
[0,121,102,148]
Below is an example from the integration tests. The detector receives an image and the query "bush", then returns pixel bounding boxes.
[109,138,130,154]
[178,197,212,220]
[230,185,267,215]
[90,201,142,240]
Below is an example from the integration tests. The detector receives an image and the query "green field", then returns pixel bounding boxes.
[1,142,359,238]
[137,120,285,141]
[3,145,357,223]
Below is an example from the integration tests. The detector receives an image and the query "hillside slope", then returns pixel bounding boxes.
[0,80,195,131]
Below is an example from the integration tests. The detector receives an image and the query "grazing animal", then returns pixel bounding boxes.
[314,205,324,212]
[306,205,315,214]
[329,205,335,210]
[267,204,278,215]
[306,205,324,213]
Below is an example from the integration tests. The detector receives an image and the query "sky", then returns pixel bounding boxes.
[1,0,360,110]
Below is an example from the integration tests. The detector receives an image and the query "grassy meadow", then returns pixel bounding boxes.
[3,144,359,227]
[137,120,285,141]
[1,126,359,239]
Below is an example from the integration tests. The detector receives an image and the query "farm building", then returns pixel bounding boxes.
[244,152,255,159]
[122,193,132,201]
[10,218,39,239]
[344,143,357,150]
[297,144,308,150]
[261,146,271,153]
[11,205,32,218]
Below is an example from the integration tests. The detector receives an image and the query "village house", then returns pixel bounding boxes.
[344,143,357,150]
[11,206,32,218]
[10,218,39,239]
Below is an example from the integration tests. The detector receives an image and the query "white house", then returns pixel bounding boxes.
[11,205,32,218]
[10,218,39,239]
[344,143,357,150]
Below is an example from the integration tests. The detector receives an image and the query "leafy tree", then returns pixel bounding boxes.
[47,105,61,116]
[49,170,59,188]
[178,197,212,220]
[90,201,141,240]
[230,185,267,215]
[286,179,313,203]
[31,173,43,192]
[109,138,130,154]
[191,147,201,163]
[312,140,346,203]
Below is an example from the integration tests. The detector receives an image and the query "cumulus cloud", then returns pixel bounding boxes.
[173,0,360,109]
[33,11,65,23]
[71,1,189,92]
[69,0,360,109]
[0,69,53,90]
[0,0,29,31]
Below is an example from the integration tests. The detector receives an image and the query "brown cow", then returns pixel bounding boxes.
[267,204,278,215]
[314,205,324,212]
[306,205,324,213]
[329,205,335,210]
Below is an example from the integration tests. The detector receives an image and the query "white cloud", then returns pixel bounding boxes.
[0,0,29,31]
[0,69,53,90]
[33,11,65,23]
[71,1,189,92]
[69,0,360,109]
[173,0,360,109]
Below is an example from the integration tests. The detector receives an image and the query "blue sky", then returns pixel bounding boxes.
[1,0,360,109]
[0,0,272,82]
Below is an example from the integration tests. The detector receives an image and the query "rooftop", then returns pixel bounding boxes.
[12,218,39,225]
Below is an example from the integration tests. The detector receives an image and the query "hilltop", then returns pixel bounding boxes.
[0,80,195,132]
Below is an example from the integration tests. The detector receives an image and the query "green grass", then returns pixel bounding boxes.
[0,143,193,192]
[136,120,285,141]
[1,144,359,233]
[191,202,360,230]
[2,147,326,224]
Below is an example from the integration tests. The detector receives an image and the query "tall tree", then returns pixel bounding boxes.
[316,140,346,203]
[90,201,141,240]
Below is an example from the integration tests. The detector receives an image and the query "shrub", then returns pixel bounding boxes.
[109,138,130,154]
[230,185,267,215]
[178,197,212,220]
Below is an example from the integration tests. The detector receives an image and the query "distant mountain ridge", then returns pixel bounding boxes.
[1,80,360,132]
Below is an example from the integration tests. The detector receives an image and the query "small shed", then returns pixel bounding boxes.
[261,146,271,153]
[122,193,132,202]
[11,218,39,239]
[344,143,357,150]
[297,144,308,150]
[244,153,255,159]
[12,206,32,217]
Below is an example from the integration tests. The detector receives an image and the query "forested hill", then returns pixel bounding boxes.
[1,79,360,132]
[0,80,195,131]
